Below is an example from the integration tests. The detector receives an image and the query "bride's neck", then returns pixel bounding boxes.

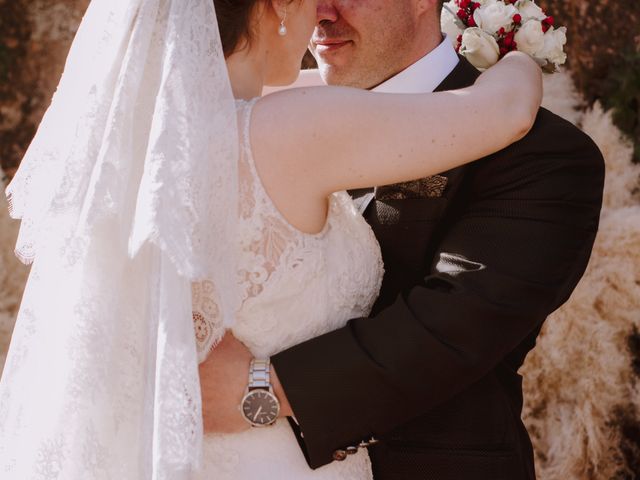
[226,46,266,100]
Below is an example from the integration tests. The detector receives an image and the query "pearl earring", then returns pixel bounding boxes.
[278,9,287,36]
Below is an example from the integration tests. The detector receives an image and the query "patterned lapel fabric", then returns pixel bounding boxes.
[375,175,449,201]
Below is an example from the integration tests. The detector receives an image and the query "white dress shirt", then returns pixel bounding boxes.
[372,37,460,94]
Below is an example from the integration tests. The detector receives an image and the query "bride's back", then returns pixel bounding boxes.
[192,99,383,360]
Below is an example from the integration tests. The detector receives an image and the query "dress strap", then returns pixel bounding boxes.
[235,96,334,238]
[237,97,260,154]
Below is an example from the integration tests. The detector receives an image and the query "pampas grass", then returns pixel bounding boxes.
[0,183,28,371]
[522,72,640,479]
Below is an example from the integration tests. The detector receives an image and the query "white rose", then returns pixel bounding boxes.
[459,27,500,69]
[535,26,567,66]
[473,1,518,33]
[440,1,464,45]
[514,19,544,56]
[515,0,547,22]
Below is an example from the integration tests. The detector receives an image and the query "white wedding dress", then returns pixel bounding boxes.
[191,99,384,479]
[0,2,382,477]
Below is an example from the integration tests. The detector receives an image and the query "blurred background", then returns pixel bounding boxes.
[0,0,638,478]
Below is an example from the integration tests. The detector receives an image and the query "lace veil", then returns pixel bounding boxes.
[1,0,238,477]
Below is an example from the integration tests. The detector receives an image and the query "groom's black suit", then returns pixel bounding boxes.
[272,57,605,479]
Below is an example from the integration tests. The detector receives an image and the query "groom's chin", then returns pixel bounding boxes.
[316,62,362,89]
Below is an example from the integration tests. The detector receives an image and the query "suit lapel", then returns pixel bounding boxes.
[433,55,481,93]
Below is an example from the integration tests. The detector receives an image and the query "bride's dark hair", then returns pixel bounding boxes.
[213,0,259,57]
[214,0,299,57]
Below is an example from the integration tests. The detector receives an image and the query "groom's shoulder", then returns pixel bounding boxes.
[500,107,602,161]
[483,107,604,173]
[473,107,605,198]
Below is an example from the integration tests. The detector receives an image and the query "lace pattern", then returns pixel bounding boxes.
[1,0,237,478]
[194,100,384,479]
[192,98,384,359]
[1,0,383,473]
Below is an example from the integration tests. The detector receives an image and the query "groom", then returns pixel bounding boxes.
[202,1,604,478]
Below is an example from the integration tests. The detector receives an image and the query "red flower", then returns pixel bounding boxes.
[467,15,477,27]
[513,13,522,24]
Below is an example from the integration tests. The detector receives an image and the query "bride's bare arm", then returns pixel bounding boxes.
[252,52,541,198]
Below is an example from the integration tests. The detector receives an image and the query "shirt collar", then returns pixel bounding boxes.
[372,36,459,94]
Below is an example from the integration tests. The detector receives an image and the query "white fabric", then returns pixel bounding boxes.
[1,0,239,478]
[373,35,459,94]
[193,99,383,479]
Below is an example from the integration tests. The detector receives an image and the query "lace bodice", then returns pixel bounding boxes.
[192,99,383,360]
[193,99,383,479]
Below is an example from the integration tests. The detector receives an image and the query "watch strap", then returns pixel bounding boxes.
[248,358,271,390]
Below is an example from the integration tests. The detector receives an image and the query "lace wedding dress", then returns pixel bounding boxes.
[1,1,381,477]
[191,99,384,479]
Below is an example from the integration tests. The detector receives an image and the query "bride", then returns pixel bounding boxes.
[0,0,541,478]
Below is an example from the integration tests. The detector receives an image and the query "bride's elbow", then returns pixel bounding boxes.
[509,83,541,141]
[499,67,542,142]
[513,102,539,141]
[514,72,543,140]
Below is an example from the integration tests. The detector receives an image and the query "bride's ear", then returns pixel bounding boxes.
[267,0,290,23]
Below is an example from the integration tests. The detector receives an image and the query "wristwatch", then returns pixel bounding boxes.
[239,358,281,427]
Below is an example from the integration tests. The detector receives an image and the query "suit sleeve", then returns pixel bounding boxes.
[271,113,605,469]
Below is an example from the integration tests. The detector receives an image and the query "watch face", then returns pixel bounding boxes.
[241,389,280,426]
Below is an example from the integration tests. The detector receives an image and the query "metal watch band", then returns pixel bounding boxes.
[248,358,271,389]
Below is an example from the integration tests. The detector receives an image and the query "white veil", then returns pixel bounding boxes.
[1,0,238,477]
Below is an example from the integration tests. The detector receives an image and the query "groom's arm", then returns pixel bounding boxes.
[271,110,605,469]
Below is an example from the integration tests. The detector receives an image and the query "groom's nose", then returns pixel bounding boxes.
[317,0,339,24]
